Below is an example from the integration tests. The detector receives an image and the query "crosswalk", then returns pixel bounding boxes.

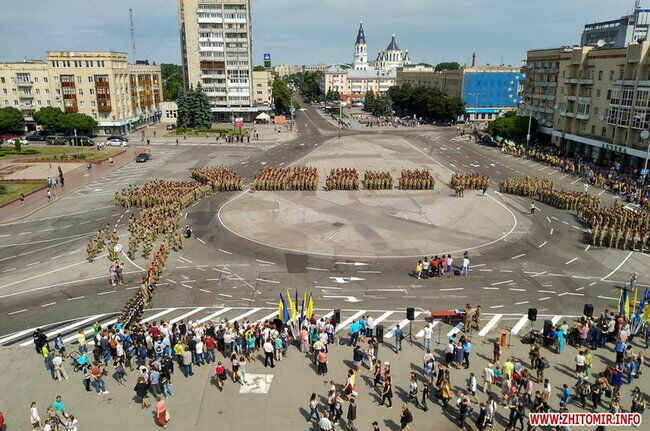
[0,307,577,348]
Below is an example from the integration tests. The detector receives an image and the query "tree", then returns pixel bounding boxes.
[434,62,461,72]
[363,90,375,112]
[272,78,293,116]
[33,107,66,132]
[163,72,183,101]
[0,107,25,133]
[63,113,97,132]
[372,94,393,117]
[300,71,323,102]
[160,64,183,81]
[176,85,213,129]
[387,83,414,115]
[253,65,266,71]
[486,114,538,142]
[326,88,341,102]
[386,84,465,122]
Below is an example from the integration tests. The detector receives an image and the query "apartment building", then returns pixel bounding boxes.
[273,65,303,78]
[177,0,256,121]
[0,51,162,135]
[522,41,650,169]
[396,65,523,122]
[252,69,272,106]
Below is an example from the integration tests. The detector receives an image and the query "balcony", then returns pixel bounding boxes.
[566,78,579,84]
[565,95,577,101]
[541,94,555,100]
[566,112,575,117]
[16,79,34,87]
[576,113,590,120]
[539,81,557,88]
[579,78,594,85]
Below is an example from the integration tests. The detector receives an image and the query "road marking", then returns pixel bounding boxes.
[545,217,551,223]
[67,296,85,301]
[479,269,493,272]
[548,273,566,277]
[511,315,530,335]
[499,270,513,273]
[572,275,590,280]
[197,238,206,244]
[565,257,578,265]
[600,251,633,281]
[509,288,527,292]
[40,302,56,307]
[515,301,529,305]
[2,268,16,273]
[478,314,503,336]
[538,241,547,248]
[562,221,569,225]
[472,264,486,268]
[589,282,597,286]
[218,293,233,298]
[97,290,116,296]
[440,287,464,291]
[169,307,206,324]
[539,297,550,301]
[255,259,275,265]
[585,245,591,251]
[482,287,499,290]
[256,278,279,284]
[358,270,381,274]
[306,267,328,271]
[491,280,513,286]
[212,268,231,274]
[539,290,557,294]
[416,320,439,337]
[510,254,525,260]
[181,283,193,289]
[489,305,504,309]
[551,315,563,325]
[218,248,233,254]
[19,231,32,235]
[550,229,554,235]
[446,322,464,337]
[8,309,27,315]
[20,314,106,347]
[178,256,193,263]
[199,288,211,293]
[26,261,40,267]
[597,295,618,301]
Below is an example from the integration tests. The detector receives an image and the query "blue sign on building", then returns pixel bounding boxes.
[463,72,524,111]
[263,53,271,61]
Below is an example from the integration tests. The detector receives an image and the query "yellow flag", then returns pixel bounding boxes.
[286,290,297,322]
[306,293,315,319]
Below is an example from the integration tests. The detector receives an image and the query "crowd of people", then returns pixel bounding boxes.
[399,169,435,190]
[86,223,114,262]
[115,180,212,209]
[362,171,393,190]
[414,251,471,278]
[126,205,182,259]
[326,168,360,191]
[499,176,600,212]
[451,174,490,192]
[190,166,243,192]
[498,177,553,197]
[583,202,650,251]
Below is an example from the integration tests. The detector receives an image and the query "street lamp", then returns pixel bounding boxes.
[640,129,650,183]
[516,99,534,146]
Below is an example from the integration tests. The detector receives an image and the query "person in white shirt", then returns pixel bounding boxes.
[467,372,478,397]
[483,364,493,393]
[575,351,586,378]
[52,353,69,381]
[263,340,275,368]
[29,402,40,428]
[422,324,433,351]
[366,316,375,338]
[461,257,470,276]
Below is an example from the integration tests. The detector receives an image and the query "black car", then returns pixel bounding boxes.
[107,135,128,142]
[26,131,47,141]
[135,152,150,163]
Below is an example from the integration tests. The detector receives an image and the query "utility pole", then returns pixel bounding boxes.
[129,8,137,63]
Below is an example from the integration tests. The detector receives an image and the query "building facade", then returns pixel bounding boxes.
[522,41,650,169]
[177,0,257,121]
[160,101,179,124]
[375,34,411,71]
[0,51,162,135]
[581,5,650,48]
[272,64,303,78]
[252,69,272,106]
[396,64,523,122]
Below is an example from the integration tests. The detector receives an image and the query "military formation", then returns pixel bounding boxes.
[289,166,318,191]
[451,173,490,191]
[86,223,112,262]
[582,203,650,251]
[326,168,360,190]
[251,167,291,191]
[191,166,243,191]
[127,205,183,259]
[399,169,435,190]
[537,189,600,212]
[362,171,393,190]
[115,180,213,209]
[499,177,553,197]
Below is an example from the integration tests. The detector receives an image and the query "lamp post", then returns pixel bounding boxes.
[640,129,650,183]
[517,99,534,146]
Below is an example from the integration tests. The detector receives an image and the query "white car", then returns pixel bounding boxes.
[106,139,129,147]
[299,108,307,111]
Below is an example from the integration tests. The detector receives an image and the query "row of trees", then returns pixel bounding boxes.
[176,85,212,129]
[381,83,465,122]
[486,111,538,142]
[363,91,394,117]
[282,71,323,102]
[161,63,184,102]
[272,78,300,116]
[0,106,98,134]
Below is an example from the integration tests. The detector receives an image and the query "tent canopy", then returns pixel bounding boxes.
[256,112,271,120]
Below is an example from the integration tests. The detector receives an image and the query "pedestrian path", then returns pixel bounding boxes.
[0,306,579,348]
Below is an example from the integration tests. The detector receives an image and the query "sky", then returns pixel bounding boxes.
[0,0,631,67]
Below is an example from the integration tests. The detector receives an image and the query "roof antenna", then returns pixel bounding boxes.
[129,8,137,63]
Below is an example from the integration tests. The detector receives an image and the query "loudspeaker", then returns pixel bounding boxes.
[583,304,594,318]
[543,319,553,336]
[406,307,415,321]
[376,325,384,343]
[333,309,341,324]
[527,308,537,322]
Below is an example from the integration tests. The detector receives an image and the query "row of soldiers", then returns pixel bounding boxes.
[499,177,553,197]
[289,166,318,191]
[127,205,183,259]
[86,223,112,262]
[399,169,435,190]
[251,167,291,191]
[115,180,212,209]
[326,168,360,190]
[537,189,600,212]
[451,173,490,191]
[191,166,243,192]
[590,225,650,252]
[581,203,650,232]
[362,171,393,190]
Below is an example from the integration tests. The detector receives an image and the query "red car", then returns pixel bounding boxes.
[0,134,20,144]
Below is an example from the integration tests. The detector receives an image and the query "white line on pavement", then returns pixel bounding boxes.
[551,315,563,325]
[336,310,366,333]
[446,322,464,337]
[478,314,503,336]
[511,315,530,335]
[565,257,578,265]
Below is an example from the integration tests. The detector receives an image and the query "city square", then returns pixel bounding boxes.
[0,1,648,431]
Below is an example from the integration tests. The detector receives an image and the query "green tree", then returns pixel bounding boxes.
[387,85,464,122]
[434,62,461,72]
[372,94,393,117]
[193,84,213,129]
[363,90,375,112]
[33,107,66,132]
[486,114,538,142]
[272,78,293,116]
[253,65,266,71]
[63,113,98,132]
[14,138,22,152]
[300,71,323,102]
[163,72,184,101]
[387,83,414,115]
[176,86,212,129]
[160,64,183,81]
[176,89,191,128]
[0,107,25,133]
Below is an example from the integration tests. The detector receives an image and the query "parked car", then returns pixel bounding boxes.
[106,138,129,147]
[26,131,47,141]
[106,135,128,142]
[67,136,93,146]
[0,134,20,144]
[135,152,150,163]
[165,124,176,130]
[46,136,69,145]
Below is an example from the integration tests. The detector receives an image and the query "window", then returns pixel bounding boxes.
[0,77,4,83]
[601,127,606,136]
[34,77,38,83]
[3,100,7,106]
[37,100,42,106]
[14,100,18,105]
[44,77,48,83]
[88,76,94,83]
[91,101,96,108]
[591,125,596,134]
[47,100,51,106]
[598,71,603,80]
[581,123,587,132]
[76,76,82,84]
[609,71,614,80]
[45,89,49,94]
[89,89,94,95]
[594,107,599,115]
[596,89,601,98]
[35,89,40,95]
[1,89,5,94]
[78,89,83,95]
[79,101,84,108]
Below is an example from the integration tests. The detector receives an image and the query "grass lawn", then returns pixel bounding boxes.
[0,182,44,205]
[0,145,82,160]
[165,127,249,137]
[2,146,124,162]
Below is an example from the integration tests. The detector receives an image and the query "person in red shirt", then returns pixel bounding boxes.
[204,336,216,363]
[214,362,227,391]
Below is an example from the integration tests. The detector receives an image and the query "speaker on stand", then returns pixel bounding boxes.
[376,325,384,343]
[406,307,415,344]
[583,304,594,319]
[523,308,537,344]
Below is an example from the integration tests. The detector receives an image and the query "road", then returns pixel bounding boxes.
[0,98,647,343]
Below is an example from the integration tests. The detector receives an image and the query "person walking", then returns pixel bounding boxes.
[134,377,150,409]
[47,189,51,203]
[30,402,41,430]
[263,339,275,368]
[51,353,69,382]
[422,324,433,351]
[379,376,393,408]
[400,405,413,431]
[307,393,320,422]
[156,397,169,429]
[317,407,333,431]
[347,397,357,431]
[394,325,404,353]
[530,202,536,215]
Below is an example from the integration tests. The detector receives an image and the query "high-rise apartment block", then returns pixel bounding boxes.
[177,0,256,121]
[0,51,162,135]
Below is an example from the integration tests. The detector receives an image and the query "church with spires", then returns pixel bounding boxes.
[323,21,411,101]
